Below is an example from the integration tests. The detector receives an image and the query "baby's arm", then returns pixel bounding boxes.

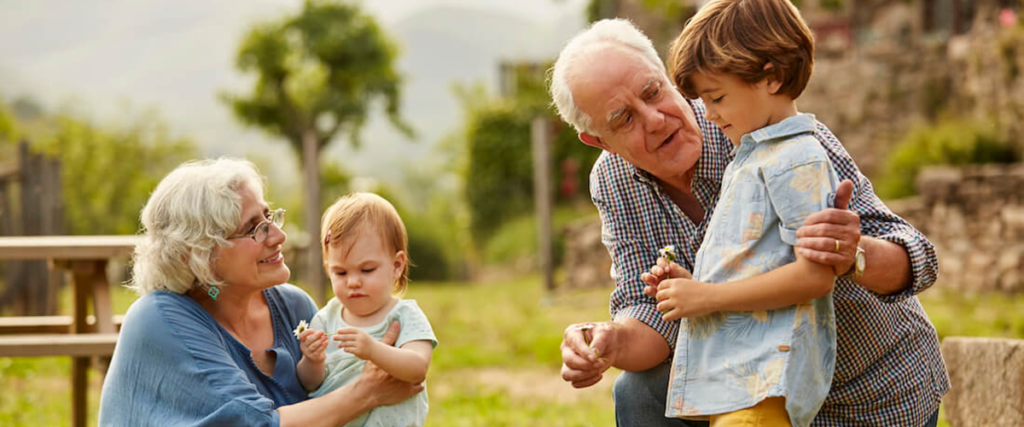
[334,328,433,383]
[297,329,329,392]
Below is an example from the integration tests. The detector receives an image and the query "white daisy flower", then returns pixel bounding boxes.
[658,245,677,263]
[292,319,309,339]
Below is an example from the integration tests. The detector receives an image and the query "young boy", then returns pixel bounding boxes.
[654,0,843,426]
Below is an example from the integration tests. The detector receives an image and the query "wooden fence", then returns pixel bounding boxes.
[0,140,64,315]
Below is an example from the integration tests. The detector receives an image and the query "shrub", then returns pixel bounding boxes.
[877,119,1018,199]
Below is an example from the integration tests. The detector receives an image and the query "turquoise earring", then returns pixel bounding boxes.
[208,284,220,300]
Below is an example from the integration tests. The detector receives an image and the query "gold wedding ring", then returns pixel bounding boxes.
[834,238,841,253]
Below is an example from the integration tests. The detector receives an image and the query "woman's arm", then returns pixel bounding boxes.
[279,321,422,427]
[279,359,423,427]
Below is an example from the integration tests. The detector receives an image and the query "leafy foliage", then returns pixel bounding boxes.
[8,109,196,235]
[877,118,1019,199]
[33,112,196,235]
[222,0,411,153]
[457,67,600,245]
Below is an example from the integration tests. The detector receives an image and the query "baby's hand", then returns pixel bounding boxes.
[299,329,328,363]
[333,327,376,360]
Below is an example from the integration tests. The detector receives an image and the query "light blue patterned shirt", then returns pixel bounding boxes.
[665,114,839,427]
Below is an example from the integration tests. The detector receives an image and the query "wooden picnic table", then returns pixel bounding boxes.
[0,235,139,427]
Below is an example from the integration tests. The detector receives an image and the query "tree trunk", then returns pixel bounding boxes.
[302,130,324,303]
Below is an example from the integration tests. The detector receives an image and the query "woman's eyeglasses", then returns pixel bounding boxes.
[228,208,285,243]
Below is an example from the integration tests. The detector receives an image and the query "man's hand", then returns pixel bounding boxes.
[654,278,715,321]
[334,327,378,360]
[560,321,619,388]
[299,329,328,363]
[796,179,860,276]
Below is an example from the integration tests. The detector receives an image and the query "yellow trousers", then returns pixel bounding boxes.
[709,397,792,427]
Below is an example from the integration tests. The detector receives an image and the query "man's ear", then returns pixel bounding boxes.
[579,132,609,151]
[763,62,783,95]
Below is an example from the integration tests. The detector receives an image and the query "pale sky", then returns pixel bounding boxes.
[0,0,588,189]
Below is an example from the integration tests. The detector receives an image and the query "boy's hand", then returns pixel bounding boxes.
[641,257,692,299]
[655,278,715,321]
[299,329,328,363]
[334,327,377,360]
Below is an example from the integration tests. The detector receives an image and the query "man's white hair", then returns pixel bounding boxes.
[128,158,265,295]
[549,18,665,136]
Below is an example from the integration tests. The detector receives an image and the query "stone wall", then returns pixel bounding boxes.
[940,337,1024,426]
[888,164,1024,293]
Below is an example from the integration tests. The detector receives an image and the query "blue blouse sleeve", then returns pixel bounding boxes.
[99,292,281,427]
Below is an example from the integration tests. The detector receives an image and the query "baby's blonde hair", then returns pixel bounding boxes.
[320,192,410,294]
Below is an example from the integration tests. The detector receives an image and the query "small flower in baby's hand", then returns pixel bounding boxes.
[659,245,677,263]
[292,320,310,339]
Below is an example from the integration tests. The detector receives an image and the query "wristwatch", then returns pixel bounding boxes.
[841,246,866,280]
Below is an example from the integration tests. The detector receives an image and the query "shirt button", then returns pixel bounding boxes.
[778,345,791,352]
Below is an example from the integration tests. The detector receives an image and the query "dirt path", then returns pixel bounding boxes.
[431,367,620,404]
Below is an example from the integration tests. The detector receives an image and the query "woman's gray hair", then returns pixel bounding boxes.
[128,158,265,295]
[549,18,665,136]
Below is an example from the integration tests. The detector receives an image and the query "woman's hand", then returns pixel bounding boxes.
[299,329,328,363]
[334,327,377,360]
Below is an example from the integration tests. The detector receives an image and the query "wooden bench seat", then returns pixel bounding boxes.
[0,315,124,334]
[0,333,119,357]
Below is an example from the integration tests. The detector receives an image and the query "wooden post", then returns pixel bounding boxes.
[302,130,324,302]
[16,141,50,315]
[531,117,554,291]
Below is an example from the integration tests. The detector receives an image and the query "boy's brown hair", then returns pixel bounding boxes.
[321,192,411,295]
[668,0,815,100]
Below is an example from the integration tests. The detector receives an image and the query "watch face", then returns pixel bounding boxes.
[856,252,866,271]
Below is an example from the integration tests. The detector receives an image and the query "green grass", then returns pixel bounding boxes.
[1,279,1021,426]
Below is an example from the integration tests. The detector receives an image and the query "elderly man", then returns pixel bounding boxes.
[550,19,947,427]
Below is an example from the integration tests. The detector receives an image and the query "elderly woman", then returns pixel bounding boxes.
[98,158,421,426]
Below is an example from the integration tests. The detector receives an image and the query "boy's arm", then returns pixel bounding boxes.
[366,340,433,384]
[656,254,833,319]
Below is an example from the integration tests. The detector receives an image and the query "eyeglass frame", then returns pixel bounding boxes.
[227,208,286,243]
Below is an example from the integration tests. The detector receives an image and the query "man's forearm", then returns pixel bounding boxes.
[611,318,670,372]
[855,236,913,295]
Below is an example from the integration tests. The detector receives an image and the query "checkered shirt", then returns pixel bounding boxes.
[591,98,950,426]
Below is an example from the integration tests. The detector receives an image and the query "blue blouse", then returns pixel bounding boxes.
[98,284,317,427]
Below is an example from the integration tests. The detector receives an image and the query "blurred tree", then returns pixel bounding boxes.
[222,0,413,296]
[456,67,599,245]
[31,110,197,235]
[0,100,14,141]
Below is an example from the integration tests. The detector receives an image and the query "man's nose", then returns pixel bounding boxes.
[641,104,666,132]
